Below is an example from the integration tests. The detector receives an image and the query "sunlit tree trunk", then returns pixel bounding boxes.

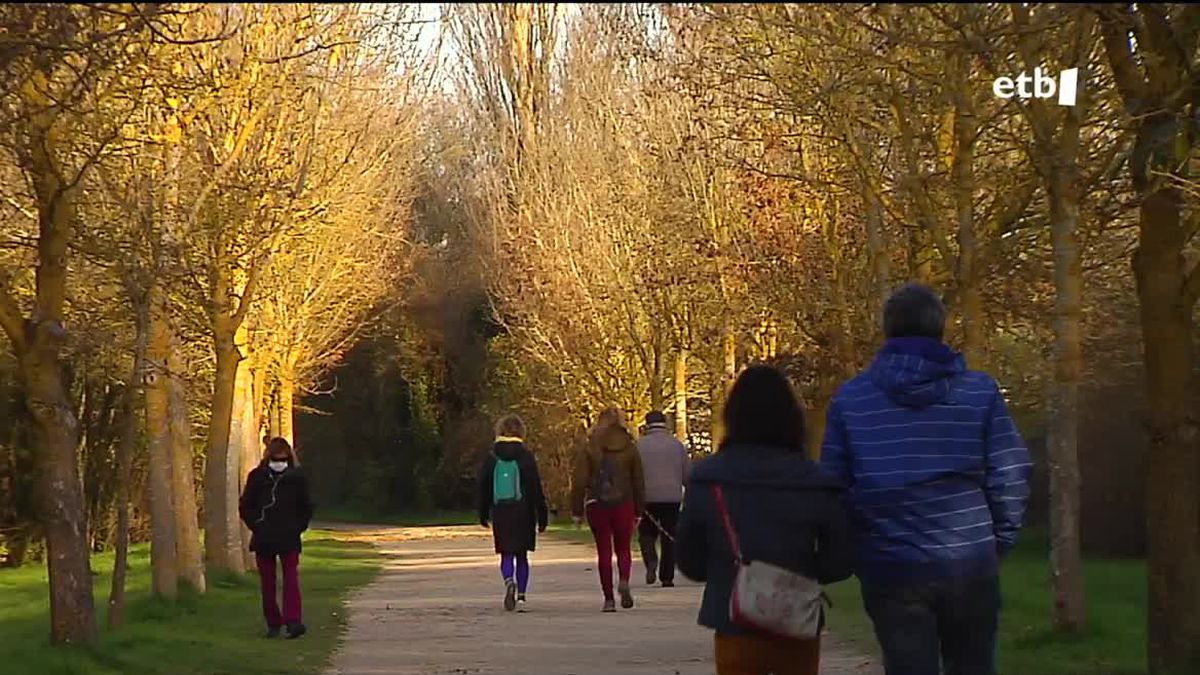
[167,329,205,593]
[279,355,297,446]
[231,329,258,571]
[145,285,179,598]
[673,348,688,444]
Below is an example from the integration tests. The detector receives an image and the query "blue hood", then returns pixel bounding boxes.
[868,337,966,408]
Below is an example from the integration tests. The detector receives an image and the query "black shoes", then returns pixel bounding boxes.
[285,623,307,640]
[662,579,675,588]
[266,626,282,639]
[646,566,657,586]
[602,597,617,613]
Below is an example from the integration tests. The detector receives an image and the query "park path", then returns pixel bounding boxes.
[322,525,881,675]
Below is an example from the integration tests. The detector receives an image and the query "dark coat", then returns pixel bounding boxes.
[478,440,549,554]
[676,444,854,636]
[239,461,315,556]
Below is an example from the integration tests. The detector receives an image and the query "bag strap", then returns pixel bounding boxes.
[711,484,744,564]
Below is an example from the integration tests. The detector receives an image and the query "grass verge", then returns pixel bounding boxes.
[0,531,380,675]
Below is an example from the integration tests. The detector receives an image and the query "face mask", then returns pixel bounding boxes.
[268,460,289,473]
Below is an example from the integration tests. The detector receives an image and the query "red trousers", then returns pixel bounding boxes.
[256,551,302,627]
[586,500,636,598]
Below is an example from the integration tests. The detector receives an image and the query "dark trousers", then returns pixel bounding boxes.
[861,573,1000,675]
[256,551,302,627]
[638,502,680,583]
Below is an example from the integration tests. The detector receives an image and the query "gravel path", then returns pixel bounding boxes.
[322,525,881,675]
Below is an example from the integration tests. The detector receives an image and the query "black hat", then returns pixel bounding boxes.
[644,410,667,427]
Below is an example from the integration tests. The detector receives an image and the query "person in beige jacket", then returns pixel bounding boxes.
[571,407,646,612]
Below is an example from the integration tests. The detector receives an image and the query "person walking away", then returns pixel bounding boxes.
[636,410,690,587]
[571,407,647,612]
[478,414,549,613]
[677,365,853,675]
[239,437,314,639]
[821,283,1032,675]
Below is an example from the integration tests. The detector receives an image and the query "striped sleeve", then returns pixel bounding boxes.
[983,385,1032,553]
[820,398,854,489]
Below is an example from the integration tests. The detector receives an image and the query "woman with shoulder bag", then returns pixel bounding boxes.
[676,365,854,675]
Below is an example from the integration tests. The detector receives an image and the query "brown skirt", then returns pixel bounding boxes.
[714,632,821,675]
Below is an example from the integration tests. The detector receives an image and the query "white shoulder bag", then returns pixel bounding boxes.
[712,484,827,640]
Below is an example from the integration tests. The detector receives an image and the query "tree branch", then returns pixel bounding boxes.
[1095,4,1148,115]
[0,269,27,355]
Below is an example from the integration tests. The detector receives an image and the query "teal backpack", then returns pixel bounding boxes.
[492,454,523,505]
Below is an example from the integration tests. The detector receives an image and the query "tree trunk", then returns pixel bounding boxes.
[230,342,257,572]
[1046,154,1085,633]
[950,52,984,368]
[673,348,688,444]
[8,108,98,644]
[203,334,243,573]
[279,363,296,446]
[865,189,890,316]
[167,326,205,592]
[269,384,282,439]
[145,288,179,598]
[1137,188,1200,674]
[107,302,148,628]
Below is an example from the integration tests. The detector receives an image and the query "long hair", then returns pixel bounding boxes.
[590,406,627,439]
[721,365,806,451]
[264,437,300,466]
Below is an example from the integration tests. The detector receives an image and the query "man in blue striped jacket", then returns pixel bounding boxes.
[821,284,1032,675]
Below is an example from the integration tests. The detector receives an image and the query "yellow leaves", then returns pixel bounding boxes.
[166,97,181,110]
[329,45,341,69]
[164,116,183,145]
[223,129,236,154]
[172,61,184,77]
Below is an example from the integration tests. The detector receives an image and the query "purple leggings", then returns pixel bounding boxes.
[500,552,530,593]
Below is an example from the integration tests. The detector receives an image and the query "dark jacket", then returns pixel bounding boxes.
[820,336,1032,585]
[478,439,549,554]
[571,424,646,516]
[677,444,853,636]
[239,461,315,556]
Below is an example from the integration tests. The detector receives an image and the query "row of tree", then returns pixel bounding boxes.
[0,3,430,643]
[423,5,1197,674]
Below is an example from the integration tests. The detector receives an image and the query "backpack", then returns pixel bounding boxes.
[591,453,622,506]
[492,455,523,505]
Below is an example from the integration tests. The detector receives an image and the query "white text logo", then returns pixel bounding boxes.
[992,67,1078,106]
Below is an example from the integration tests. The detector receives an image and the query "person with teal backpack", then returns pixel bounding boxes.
[478,414,549,612]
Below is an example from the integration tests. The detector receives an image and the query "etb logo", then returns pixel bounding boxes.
[992,67,1078,106]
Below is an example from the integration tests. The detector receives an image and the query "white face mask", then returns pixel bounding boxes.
[268,460,289,473]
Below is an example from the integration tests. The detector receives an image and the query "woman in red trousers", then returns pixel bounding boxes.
[571,407,646,612]
[239,437,314,639]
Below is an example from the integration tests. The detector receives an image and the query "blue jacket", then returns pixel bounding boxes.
[676,444,854,635]
[820,337,1032,586]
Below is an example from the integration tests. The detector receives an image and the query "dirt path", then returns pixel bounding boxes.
[323,525,881,675]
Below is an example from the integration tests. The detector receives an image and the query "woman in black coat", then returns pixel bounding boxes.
[478,414,549,612]
[677,365,854,675]
[239,437,314,639]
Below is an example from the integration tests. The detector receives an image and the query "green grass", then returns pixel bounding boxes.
[314,506,477,528]
[824,536,1146,675]
[545,520,598,545]
[0,531,380,675]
